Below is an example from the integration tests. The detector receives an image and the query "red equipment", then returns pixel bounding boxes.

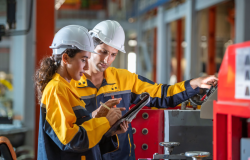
[131,109,164,160]
[214,41,250,160]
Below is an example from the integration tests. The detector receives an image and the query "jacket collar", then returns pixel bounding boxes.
[104,67,117,84]
[75,67,117,88]
[74,67,120,93]
[53,73,81,98]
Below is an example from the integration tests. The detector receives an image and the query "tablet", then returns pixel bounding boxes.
[104,92,150,137]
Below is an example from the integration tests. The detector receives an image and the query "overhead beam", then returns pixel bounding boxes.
[56,19,137,30]
[164,2,186,23]
[195,0,228,11]
[141,0,228,31]
[142,17,157,31]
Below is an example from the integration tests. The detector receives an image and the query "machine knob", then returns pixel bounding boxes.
[142,112,149,119]
[142,128,148,135]
[142,143,148,150]
[132,128,136,134]
[185,151,210,160]
[159,142,180,155]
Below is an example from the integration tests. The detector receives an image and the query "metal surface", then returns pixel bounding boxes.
[159,142,180,155]
[200,89,217,119]
[184,0,199,80]
[159,142,180,148]
[142,112,149,119]
[156,6,170,84]
[185,151,210,160]
[164,110,213,159]
[131,109,164,160]
[142,128,148,135]
[241,138,250,160]
[140,42,152,72]
[213,41,250,160]
[236,0,250,43]
[153,153,187,159]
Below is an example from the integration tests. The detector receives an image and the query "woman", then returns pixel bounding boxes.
[35,25,128,160]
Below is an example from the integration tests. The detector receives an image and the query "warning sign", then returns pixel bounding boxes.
[235,47,250,99]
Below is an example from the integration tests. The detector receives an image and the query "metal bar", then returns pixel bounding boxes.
[153,154,187,159]
[136,18,142,75]
[235,0,250,43]
[207,6,216,75]
[184,0,199,80]
[156,6,170,84]
[176,19,182,82]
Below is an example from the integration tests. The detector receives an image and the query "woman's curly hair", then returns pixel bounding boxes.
[34,48,81,103]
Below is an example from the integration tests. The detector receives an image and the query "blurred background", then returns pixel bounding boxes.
[0,0,249,159]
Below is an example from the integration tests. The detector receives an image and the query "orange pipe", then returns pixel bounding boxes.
[207,7,216,75]
[153,27,157,82]
[35,0,55,159]
[176,19,182,82]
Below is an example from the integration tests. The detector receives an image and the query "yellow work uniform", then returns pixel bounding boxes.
[37,73,119,160]
[71,67,200,160]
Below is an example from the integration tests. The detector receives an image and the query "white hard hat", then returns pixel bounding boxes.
[50,25,97,55]
[89,20,126,53]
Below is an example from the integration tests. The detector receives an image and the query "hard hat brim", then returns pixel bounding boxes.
[89,30,126,53]
[50,45,99,55]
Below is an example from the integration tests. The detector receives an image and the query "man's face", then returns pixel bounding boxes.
[90,43,118,72]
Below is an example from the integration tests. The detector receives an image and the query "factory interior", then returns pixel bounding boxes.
[0,0,249,160]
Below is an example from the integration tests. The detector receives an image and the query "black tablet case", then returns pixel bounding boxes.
[104,92,150,137]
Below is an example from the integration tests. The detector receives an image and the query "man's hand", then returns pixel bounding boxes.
[106,108,126,126]
[190,75,218,89]
[111,121,129,136]
[92,98,122,118]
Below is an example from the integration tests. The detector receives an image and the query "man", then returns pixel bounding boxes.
[71,20,218,160]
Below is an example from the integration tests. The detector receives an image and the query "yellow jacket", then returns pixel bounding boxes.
[71,67,200,160]
[38,73,118,160]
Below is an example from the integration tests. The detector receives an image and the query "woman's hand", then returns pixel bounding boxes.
[106,108,126,126]
[190,75,218,89]
[92,98,122,118]
[112,121,129,136]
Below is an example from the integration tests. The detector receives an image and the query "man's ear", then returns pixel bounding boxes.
[61,53,69,64]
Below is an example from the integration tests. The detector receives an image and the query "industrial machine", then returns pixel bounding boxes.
[132,79,217,160]
[132,109,213,160]
[213,41,250,160]
[133,41,250,160]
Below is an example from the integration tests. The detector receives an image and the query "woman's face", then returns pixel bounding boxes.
[66,51,91,81]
